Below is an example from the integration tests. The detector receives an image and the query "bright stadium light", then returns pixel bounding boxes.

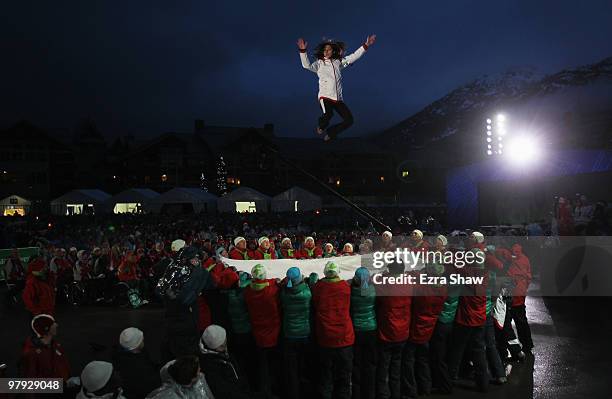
[497,114,506,122]
[506,136,540,164]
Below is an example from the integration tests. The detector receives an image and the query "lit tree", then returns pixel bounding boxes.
[200,172,208,192]
[216,156,228,195]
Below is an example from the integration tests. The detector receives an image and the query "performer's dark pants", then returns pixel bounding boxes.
[319,99,354,139]
[448,324,488,393]
[376,340,405,399]
[401,341,432,397]
[429,321,454,394]
[319,345,353,399]
[511,305,534,352]
[352,330,378,399]
[283,337,311,399]
[485,315,505,379]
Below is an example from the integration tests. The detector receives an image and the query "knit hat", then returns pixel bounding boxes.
[234,236,246,246]
[304,236,315,244]
[81,361,113,393]
[343,243,353,253]
[171,239,186,252]
[119,327,144,351]
[354,267,370,289]
[471,231,485,244]
[31,314,55,338]
[382,231,392,238]
[412,229,424,240]
[324,261,339,278]
[215,247,226,258]
[201,324,227,350]
[281,237,291,245]
[436,235,448,247]
[258,236,269,246]
[324,243,333,251]
[251,264,267,280]
[286,267,302,288]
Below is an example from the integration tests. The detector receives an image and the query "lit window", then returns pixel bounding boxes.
[402,171,409,178]
[161,174,168,182]
[380,176,385,183]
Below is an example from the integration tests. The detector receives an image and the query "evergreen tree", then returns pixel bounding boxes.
[216,156,228,195]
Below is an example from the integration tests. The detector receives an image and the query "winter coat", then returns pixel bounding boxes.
[22,273,56,316]
[20,336,70,381]
[350,283,377,332]
[198,347,250,399]
[146,360,215,399]
[112,347,161,399]
[76,390,127,399]
[227,288,251,335]
[280,281,312,339]
[117,261,138,282]
[507,244,532,307]
[299,44,368,101]
[455,245,489,327]
[244,279,281,348]
[279,248,298,259]
[250,247,277,260]
[229,248,250,260]
[376,273,413,343]
[312,278,354,348]
[409,273,447,344]
[298,246,323,259]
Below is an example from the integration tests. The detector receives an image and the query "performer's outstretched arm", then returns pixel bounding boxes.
[341,34,377,69]
[297,37,319,73]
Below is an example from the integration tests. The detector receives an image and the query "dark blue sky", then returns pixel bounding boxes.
[2,0,612,138]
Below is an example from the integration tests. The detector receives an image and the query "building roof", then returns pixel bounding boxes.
[220,186,271,201]
[51,189,111,205]
[108,188,159,204]
[272,186,321,201]
[154,187,217,204]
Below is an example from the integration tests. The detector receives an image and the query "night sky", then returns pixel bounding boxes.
[2,0,612,139]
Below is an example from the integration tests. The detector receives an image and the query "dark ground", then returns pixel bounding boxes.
[1,287,610,399]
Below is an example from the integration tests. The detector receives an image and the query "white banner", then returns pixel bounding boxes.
[219,255,367,279]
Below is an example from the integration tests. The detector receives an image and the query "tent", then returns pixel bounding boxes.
[50,189,111,216]
[271,186,322,212]
[107,188,159,214]
[1,195,32,216]
[151,187,217,214]
[217,187,271,213]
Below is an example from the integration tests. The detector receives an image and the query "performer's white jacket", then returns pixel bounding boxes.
[300,44,368,103]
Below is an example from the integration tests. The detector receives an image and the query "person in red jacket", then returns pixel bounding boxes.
[507,243,533,354]
[312,261,354,399]
[22,257,56,317]
[402,265,447,397]
[375,260,412,399]
[299,236,323,259]
[251,237,277,260]
[117,251,138,283]
[244,264,281,398]
[279,237,298,259]
[447,231,490,393]
[229,237,251,260]
[20,314,70,383]
[407,229,430,252]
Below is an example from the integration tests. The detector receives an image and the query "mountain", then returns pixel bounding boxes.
[375,56,612,161]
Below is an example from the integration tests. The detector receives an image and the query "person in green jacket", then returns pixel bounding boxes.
[227,271,256,390]
[350,267,377,399]
[280,267,313,399]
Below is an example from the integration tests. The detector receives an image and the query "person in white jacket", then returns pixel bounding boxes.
[298,34,376,141]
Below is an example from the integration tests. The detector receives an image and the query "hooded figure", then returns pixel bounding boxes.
[146,357,215,399]
[77,361,126,399]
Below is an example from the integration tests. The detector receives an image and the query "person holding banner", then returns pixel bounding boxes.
[244,264,281,398]
[251,237,277,260]
[230,237,251,260]
[279,237,298,259]
[312,261,354,399]
[299,236,323,259]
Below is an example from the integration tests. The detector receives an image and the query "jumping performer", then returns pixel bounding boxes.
[297,34,376,141]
